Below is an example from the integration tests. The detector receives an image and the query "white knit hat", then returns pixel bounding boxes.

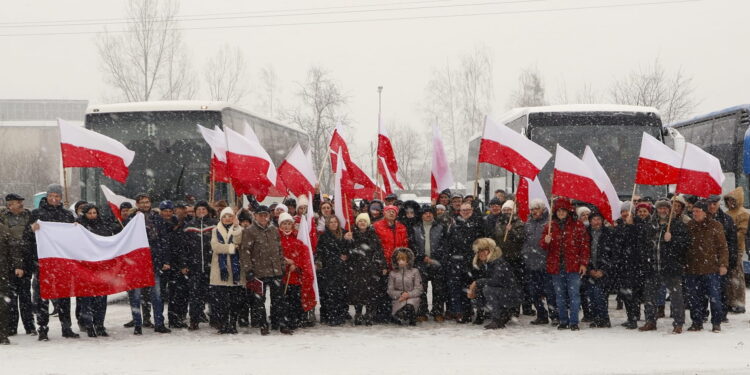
[576,206,591,217]
[297,194,309,207]
[278,212,294,224]
[220,207,235,219]
[501,200,515,211]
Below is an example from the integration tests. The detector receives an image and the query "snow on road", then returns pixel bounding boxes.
[4,295,750,375]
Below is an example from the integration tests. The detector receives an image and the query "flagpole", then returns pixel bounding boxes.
[503,211,513,242]
[665,195,676,233]
[316,147,333,191]
[473,159,480,198]
[377,85,385,202]
[629,183,638,217]
[547,194,555,236]
[209,160,216,205]
[62,167,70,207]
[343,192,352,232]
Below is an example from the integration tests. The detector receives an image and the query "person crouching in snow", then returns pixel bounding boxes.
[467,238,521,329]
[387,248,423,325]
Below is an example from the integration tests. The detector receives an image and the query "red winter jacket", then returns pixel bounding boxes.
[539,217,591,275]
[373,219,409,269]
[279,230,306,285]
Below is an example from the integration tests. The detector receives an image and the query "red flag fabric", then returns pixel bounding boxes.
[478,117,552,179]
[551,145,608,213]
[100,185,135,223]
[328,125,380,198]
[582,147,621,224]
[277,143,318,197]
[431,125,454,201]
[516,176,550,222]
[296,216,319,311]
[58,119,135,183]
[224,126,277,201]
[35,212,155,299]
[197,125,230,183]
[333,150,353,231]
[676,143,725,197]
[377,120,404,192]
[635,132,682,185]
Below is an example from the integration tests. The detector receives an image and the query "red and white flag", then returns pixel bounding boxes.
[551,145,607,211]
[478,117,552,179]
[377,120,404,193]
[333,150,352,231]
[277,143,317,197]
[35,212,155,300]
[297,216,319,311]
[582,146,621,223]
[676,143,725,197]
[100,185,135,223]
[635,132,681,185]
[328,124,380,199]
[516,176,549,222]
[225,126,277,200]
[431,125,454,201]
[58,119,135,184]
[197,124,230,183]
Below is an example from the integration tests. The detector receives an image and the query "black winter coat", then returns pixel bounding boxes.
[642,218,690,277]
[152,215,180,271]
[585,226,616,288]
[611,217,651,289]
[179,216,218,274]
[445,214,485,280]
[316,230,350,287]
[412,221,447,272]
[475,258,521,309]
[346,228,387,305]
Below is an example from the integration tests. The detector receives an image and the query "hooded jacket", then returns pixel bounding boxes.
[724,187,749,253]
[387,248,423,315]
[686,216,729,275]
[473,247,521,310]
[540,199,590,275]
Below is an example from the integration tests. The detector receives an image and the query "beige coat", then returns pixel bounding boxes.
[209,223,245,287]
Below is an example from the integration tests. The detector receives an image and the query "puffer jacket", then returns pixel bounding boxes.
[373,219,408,269]
[346,227,387,305]
[387,248,423,315]
[522,210,549,271]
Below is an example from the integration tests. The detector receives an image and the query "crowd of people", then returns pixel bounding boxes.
[0,182,748,345]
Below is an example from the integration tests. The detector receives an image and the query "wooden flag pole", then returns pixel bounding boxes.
[503,211,513,242]
[629,183,638,216]
[547,195,555,236]
[665,195,677,233]
[62,167,70,207]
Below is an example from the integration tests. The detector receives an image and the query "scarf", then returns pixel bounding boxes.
[216,225,241,285]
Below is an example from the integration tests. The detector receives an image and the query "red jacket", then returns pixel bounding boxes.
[373,219,408,269]
[279,230,306,285]
[539,217,590,275]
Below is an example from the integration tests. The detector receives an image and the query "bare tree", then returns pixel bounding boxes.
[510,66,546,108]
[97,0,193,102]
[257,65,280,117]
[288,66,348,190]
[388,124,427,191]
[552,79,602,105]
[204,44,249,104]
[424,61,460,172]
[161,32,197,100]
[610,58,696,124]
[458,47,494,138]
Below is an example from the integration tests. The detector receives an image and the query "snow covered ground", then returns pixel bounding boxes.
[4,293,750,375]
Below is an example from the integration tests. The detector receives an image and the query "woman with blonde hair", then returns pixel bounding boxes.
[467,238,521,329]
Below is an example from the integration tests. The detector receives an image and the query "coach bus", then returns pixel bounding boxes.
[670,104,750,206]
[467,105,670,203]
[82,101,307,205]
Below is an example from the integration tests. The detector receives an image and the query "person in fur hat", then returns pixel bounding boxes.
[467,238,521,329]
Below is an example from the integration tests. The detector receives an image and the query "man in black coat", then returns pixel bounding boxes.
[584,211,615,328]
[178,201,217,330]
[24,184,78,341]
[483,198,503,237]
[638,199,690,333]
[445,203,485,323]
[1,194,36,336]
[412,204,448,321]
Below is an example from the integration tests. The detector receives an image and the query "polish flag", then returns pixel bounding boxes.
[35,212,155,300]
[635,132,681,185]
[58,119,135,184]
[551,145,607,212]
[516,176,549,222]
[100,185,135,223]
[225,126,277,201]
[582,146,621,223]
[377,120,404,192]
[333,150,352,231]
[328,124,380,198]
[676,143,725,197]
[197,124,229,183]
[431,125,454,201]
[277,143,318,197]
[478,117,552,179]
[297,216,319,311]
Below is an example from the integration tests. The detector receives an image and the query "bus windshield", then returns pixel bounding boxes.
[530,124,664,199]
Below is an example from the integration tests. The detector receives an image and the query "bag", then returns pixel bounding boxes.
[246,277,264,296]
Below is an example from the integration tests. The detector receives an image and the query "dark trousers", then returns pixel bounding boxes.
[213,286,244,330]
[619,281,643,323]
[686,274,722,326]
[507,258,531,311]
[251,276,284,329]
[526,270,557,320]
[168,272,190,325]
[281,284,304,330]
[320,275,349,325]
[0,287,9,340]
[584,277,610,323]
[644,274,684,326]
[188,272,209,324]
[80,296,107,329]
[8,275,35,333]
[720,274,729,321]
[446,263,471,316]
[33,272,72,331]
[475,286,515,323]
[418,267,446,317]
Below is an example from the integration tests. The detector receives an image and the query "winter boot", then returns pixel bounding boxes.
[154,325,172,334]
[570,324,580,331]
[530,317,549,325]
[280,327,294,335]
[62,328,80,339]
[96,326,109,337]
[522,304,536,316]
[657,306,666,319]
[0,337,9,345]
[134,326,142,335]
[188,322,200,331]
[260,325,270,336]
[687,323,703,332]
[557,323,569,330]
[622,320,638,330]
[123,320,136,328]
[672,325,683,334]
[433,314,445,323]
[484,319,505,329]
[639,322,657,331]
[353,312,364,326]
[473,310,486,325]
[712,324,721,333]
[37,326,49,341]
[142,319,154,328]
[87,327,97,338]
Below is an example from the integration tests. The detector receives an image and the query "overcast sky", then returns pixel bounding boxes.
[1,0,748,153]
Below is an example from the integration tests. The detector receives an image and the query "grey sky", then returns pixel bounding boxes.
[1,0,748,154]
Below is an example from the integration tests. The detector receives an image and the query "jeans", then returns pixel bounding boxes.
[685,273,722,326]
[551,272,582,325]
[584,276,610,323]
[128,272,165,327]
[644,275,684,326]
[79,296,107,328]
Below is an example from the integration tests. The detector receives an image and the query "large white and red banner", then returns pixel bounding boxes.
[676,143,725,197]
[478,117,552,179]
[582,146,620,223]
[197,124,230,183]
[635,132,681,185]
[100,185,135,223]
[377,120,404,193]
[58,119,135,184]
[333,149,352,231]
[551,145,607,212]
[225,126,278,200]
[277,143,317,197]
[431,125,454,201]
[35,212,155,300]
